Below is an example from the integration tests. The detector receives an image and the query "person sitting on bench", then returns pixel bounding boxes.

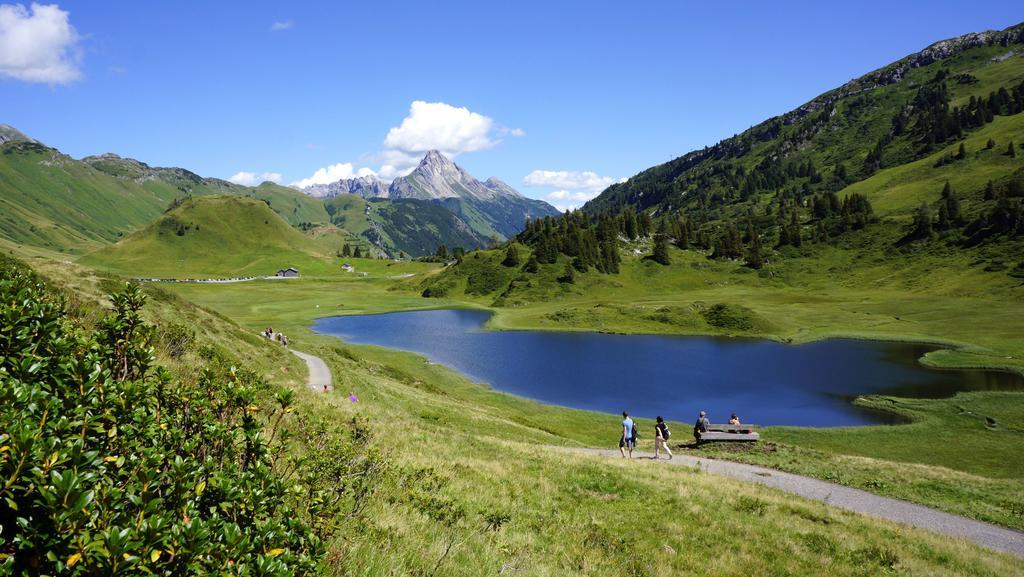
[729,413,741,426]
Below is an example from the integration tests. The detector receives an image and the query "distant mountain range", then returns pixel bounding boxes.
[301,150,559,241]
[0,127,557,258]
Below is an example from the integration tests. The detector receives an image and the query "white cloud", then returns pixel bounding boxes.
[524,170,625,210]
[0,2,81,84]
[523,170,622,194]
[289,163,375,188]
[270,20,293,31]
[384,101,498,156]
[229,171,283,186]
[293,101,519,188]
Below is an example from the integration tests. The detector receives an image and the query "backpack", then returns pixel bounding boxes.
[630,423,638,441]
[661,424,671,440]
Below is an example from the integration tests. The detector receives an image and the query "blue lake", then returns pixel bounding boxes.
[313,309,1024,427]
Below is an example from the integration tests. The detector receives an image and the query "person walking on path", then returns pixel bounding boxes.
[693,410,710,444]
[654,416,672,459]
[619,411,636,458]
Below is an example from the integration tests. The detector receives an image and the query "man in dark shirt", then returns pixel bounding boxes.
[693,410,710,443]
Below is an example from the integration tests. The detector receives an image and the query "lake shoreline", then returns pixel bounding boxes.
[312,308,1024,428]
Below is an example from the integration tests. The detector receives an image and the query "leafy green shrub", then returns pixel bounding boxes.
[0,260,380,575]
[465,264,507,296]
[421,283,450,298]
[700,303,768,332]
[158,322,195,359]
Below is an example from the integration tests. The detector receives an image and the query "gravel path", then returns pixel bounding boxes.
[290,349,333,392]
[569,448,1024,559]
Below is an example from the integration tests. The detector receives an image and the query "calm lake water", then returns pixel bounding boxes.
[313,309,1024,427]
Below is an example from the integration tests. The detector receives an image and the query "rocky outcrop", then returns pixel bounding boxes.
[0,124,37,145]
[303,175,390,198]
[388,150,499,200]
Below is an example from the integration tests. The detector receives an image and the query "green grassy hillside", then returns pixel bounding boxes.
[29,252,1009,575]
[587,28,1024,220]
[0,142,179,253]
[324,194,491,256]
[0,144,337,257]
[81,196,335,277]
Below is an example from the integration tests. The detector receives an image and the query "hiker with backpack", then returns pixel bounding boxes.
[619,411,637,458]
[654,416,672,459]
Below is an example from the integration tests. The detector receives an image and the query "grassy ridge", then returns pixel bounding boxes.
[0,142,176,253]
[80,196,335,277]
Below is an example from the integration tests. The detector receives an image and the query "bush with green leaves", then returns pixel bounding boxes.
[0,258,382,575]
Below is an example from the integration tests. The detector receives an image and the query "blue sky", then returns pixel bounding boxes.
[2,1,1022,209]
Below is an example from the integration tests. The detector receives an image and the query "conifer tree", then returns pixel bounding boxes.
[674,217,690,249]
[650,233,671,265]
[621,207,638,240]
[502,244,520,267]
[745,228,765,269]
[987,138,996,150]
[940,181,961,227]
[342,243,352,257]
[558,261,576,284]
[984,180,995,200]
[523,254,539,273]
[956,142,967,160]
[789,210,802,247]
[815,221,829,243]
[1009,141,1017,158]
[638,212,653,238]
[911,202,933,239]
[353,246,363,258]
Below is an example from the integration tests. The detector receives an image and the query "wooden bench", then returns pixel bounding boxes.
[696,423,760,443]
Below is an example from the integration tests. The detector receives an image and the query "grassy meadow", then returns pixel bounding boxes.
[127,235,1024,534]
[17,252,1022,576]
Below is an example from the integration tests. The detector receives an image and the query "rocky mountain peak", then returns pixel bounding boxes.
[482,176,522,197]
[415,150,462,176]
[0,124,37,145]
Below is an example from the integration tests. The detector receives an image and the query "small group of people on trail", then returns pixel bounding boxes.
[618,410,742,458]
[619,412,673,459]
[262,326,288,347]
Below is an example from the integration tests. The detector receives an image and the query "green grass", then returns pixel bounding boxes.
[80,196,344,278]
[0,142,177,253]
[12,242,1021,574]
[694,391,1024,530]
[842,112,1024,216]
[149,237,1024,533]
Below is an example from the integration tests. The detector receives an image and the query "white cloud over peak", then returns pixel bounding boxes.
[384,101,499,156]
[270,20,293,31]
[523,170,625,210]
[374,149,421,181]
[289,162,375,188]
[0,2,81,84]
[293,100,522,188]
[229,171,283,186]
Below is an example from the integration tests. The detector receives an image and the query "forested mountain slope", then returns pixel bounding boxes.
[585,23,1024,246]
